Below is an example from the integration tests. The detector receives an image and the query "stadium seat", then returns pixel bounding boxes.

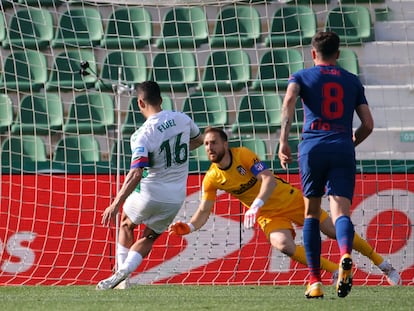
[251,48,304,91]
[46,49,97,91]
[325,6,374,45]
[339,0,384,3]
[160,95,175,111]
[265,6,317,47]
[121,95,173,136]
[53,135,101,164]
[0,1,13,9]
[96,51,147,91]
[101,7,152,49]
[337,48,359,75]
[0,94,14,134]
[52,7,103,47]
[190,145,209,162]
[18,0,61,5]
[156,7,208,49]
[3,8,54,49]
[149,51,198,92]
[198,50,251,92]
[210,5,261,48]
[63,93,114,135]
[0,12,5,45]
[285,0,330,4]
[122,98,147,136]
[182,92,228,131]
[110,139,132,171]
[232,93,282,134]
[11,93,64,135]
[228,135,268,160]
[1,136,48,168]
[1,50,48,92]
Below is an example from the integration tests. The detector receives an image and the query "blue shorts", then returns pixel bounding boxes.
[299,152,356,201]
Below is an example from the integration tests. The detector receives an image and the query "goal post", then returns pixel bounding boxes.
[0,0,413,286]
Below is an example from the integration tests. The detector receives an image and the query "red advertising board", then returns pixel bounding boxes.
[0,174,413,286]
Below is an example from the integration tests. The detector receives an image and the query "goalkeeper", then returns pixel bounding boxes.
[169,127,400,286]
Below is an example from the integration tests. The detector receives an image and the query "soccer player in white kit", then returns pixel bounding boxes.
[97,81,203,290]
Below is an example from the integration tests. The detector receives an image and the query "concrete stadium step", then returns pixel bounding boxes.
[360,42,414,85]
[364,85,414,108]
[375,21,414,41]
[355,128,414,160]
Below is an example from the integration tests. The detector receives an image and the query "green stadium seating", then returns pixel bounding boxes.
[110,139,131,171]
[101,7,152,49]
[339,0,384,3]
[3,8,54,49]
[265,6,317,47]
[63,93,114,135]
[96,51,147,91]
[11,93,64,135]
[228,136,268,160]
[325,6,374,45]
[0,1,13,9]
[198,50,251,92]
[182,92,228,131]
[232,93,282,134]
[190,145,209,162]
[53,135,101,164]
[156,7,208,49]
[121,95,173,136]
[0,94,14,134]
[210,5,261,48]
[18,0,62,5]
[1,136,48,168]
[122,98,147,136]
[285,0,330,4]
[46,50,97,91]
[337,48,359,75]
[1,50,48,92]
[161,95,175,111]
[52,7,103,47]
[251,48,304,91]
[0,12,5,45]
[149,51,198,92]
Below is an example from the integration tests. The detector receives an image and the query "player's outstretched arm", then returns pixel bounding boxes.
[169,199,214,235]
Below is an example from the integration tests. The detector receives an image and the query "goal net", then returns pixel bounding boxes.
[0,0,413,286]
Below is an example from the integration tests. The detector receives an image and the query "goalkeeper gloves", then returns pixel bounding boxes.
[243,198,264,229]
[169,221,195,236]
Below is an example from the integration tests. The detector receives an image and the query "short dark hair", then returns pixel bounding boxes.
[204,127,228,142]
[136,81,162,105]
[311,31,340,58]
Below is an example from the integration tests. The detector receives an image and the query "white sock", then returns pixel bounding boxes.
[119,250,143,274]
[378,260,390,271]
[117,243,130,267]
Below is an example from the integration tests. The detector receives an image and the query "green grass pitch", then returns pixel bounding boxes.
[0,285,412,311]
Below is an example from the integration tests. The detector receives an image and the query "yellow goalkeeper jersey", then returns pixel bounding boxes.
[202,147,301,214]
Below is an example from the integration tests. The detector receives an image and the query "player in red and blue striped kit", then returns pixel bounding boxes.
[278,31,374,299]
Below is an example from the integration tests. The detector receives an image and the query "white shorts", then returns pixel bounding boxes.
[123,191,183,234]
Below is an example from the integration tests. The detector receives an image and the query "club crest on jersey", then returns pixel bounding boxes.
[237,165,247,175]
[253,160,265,172]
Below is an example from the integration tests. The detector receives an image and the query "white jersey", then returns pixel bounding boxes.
[129,110,200,204]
